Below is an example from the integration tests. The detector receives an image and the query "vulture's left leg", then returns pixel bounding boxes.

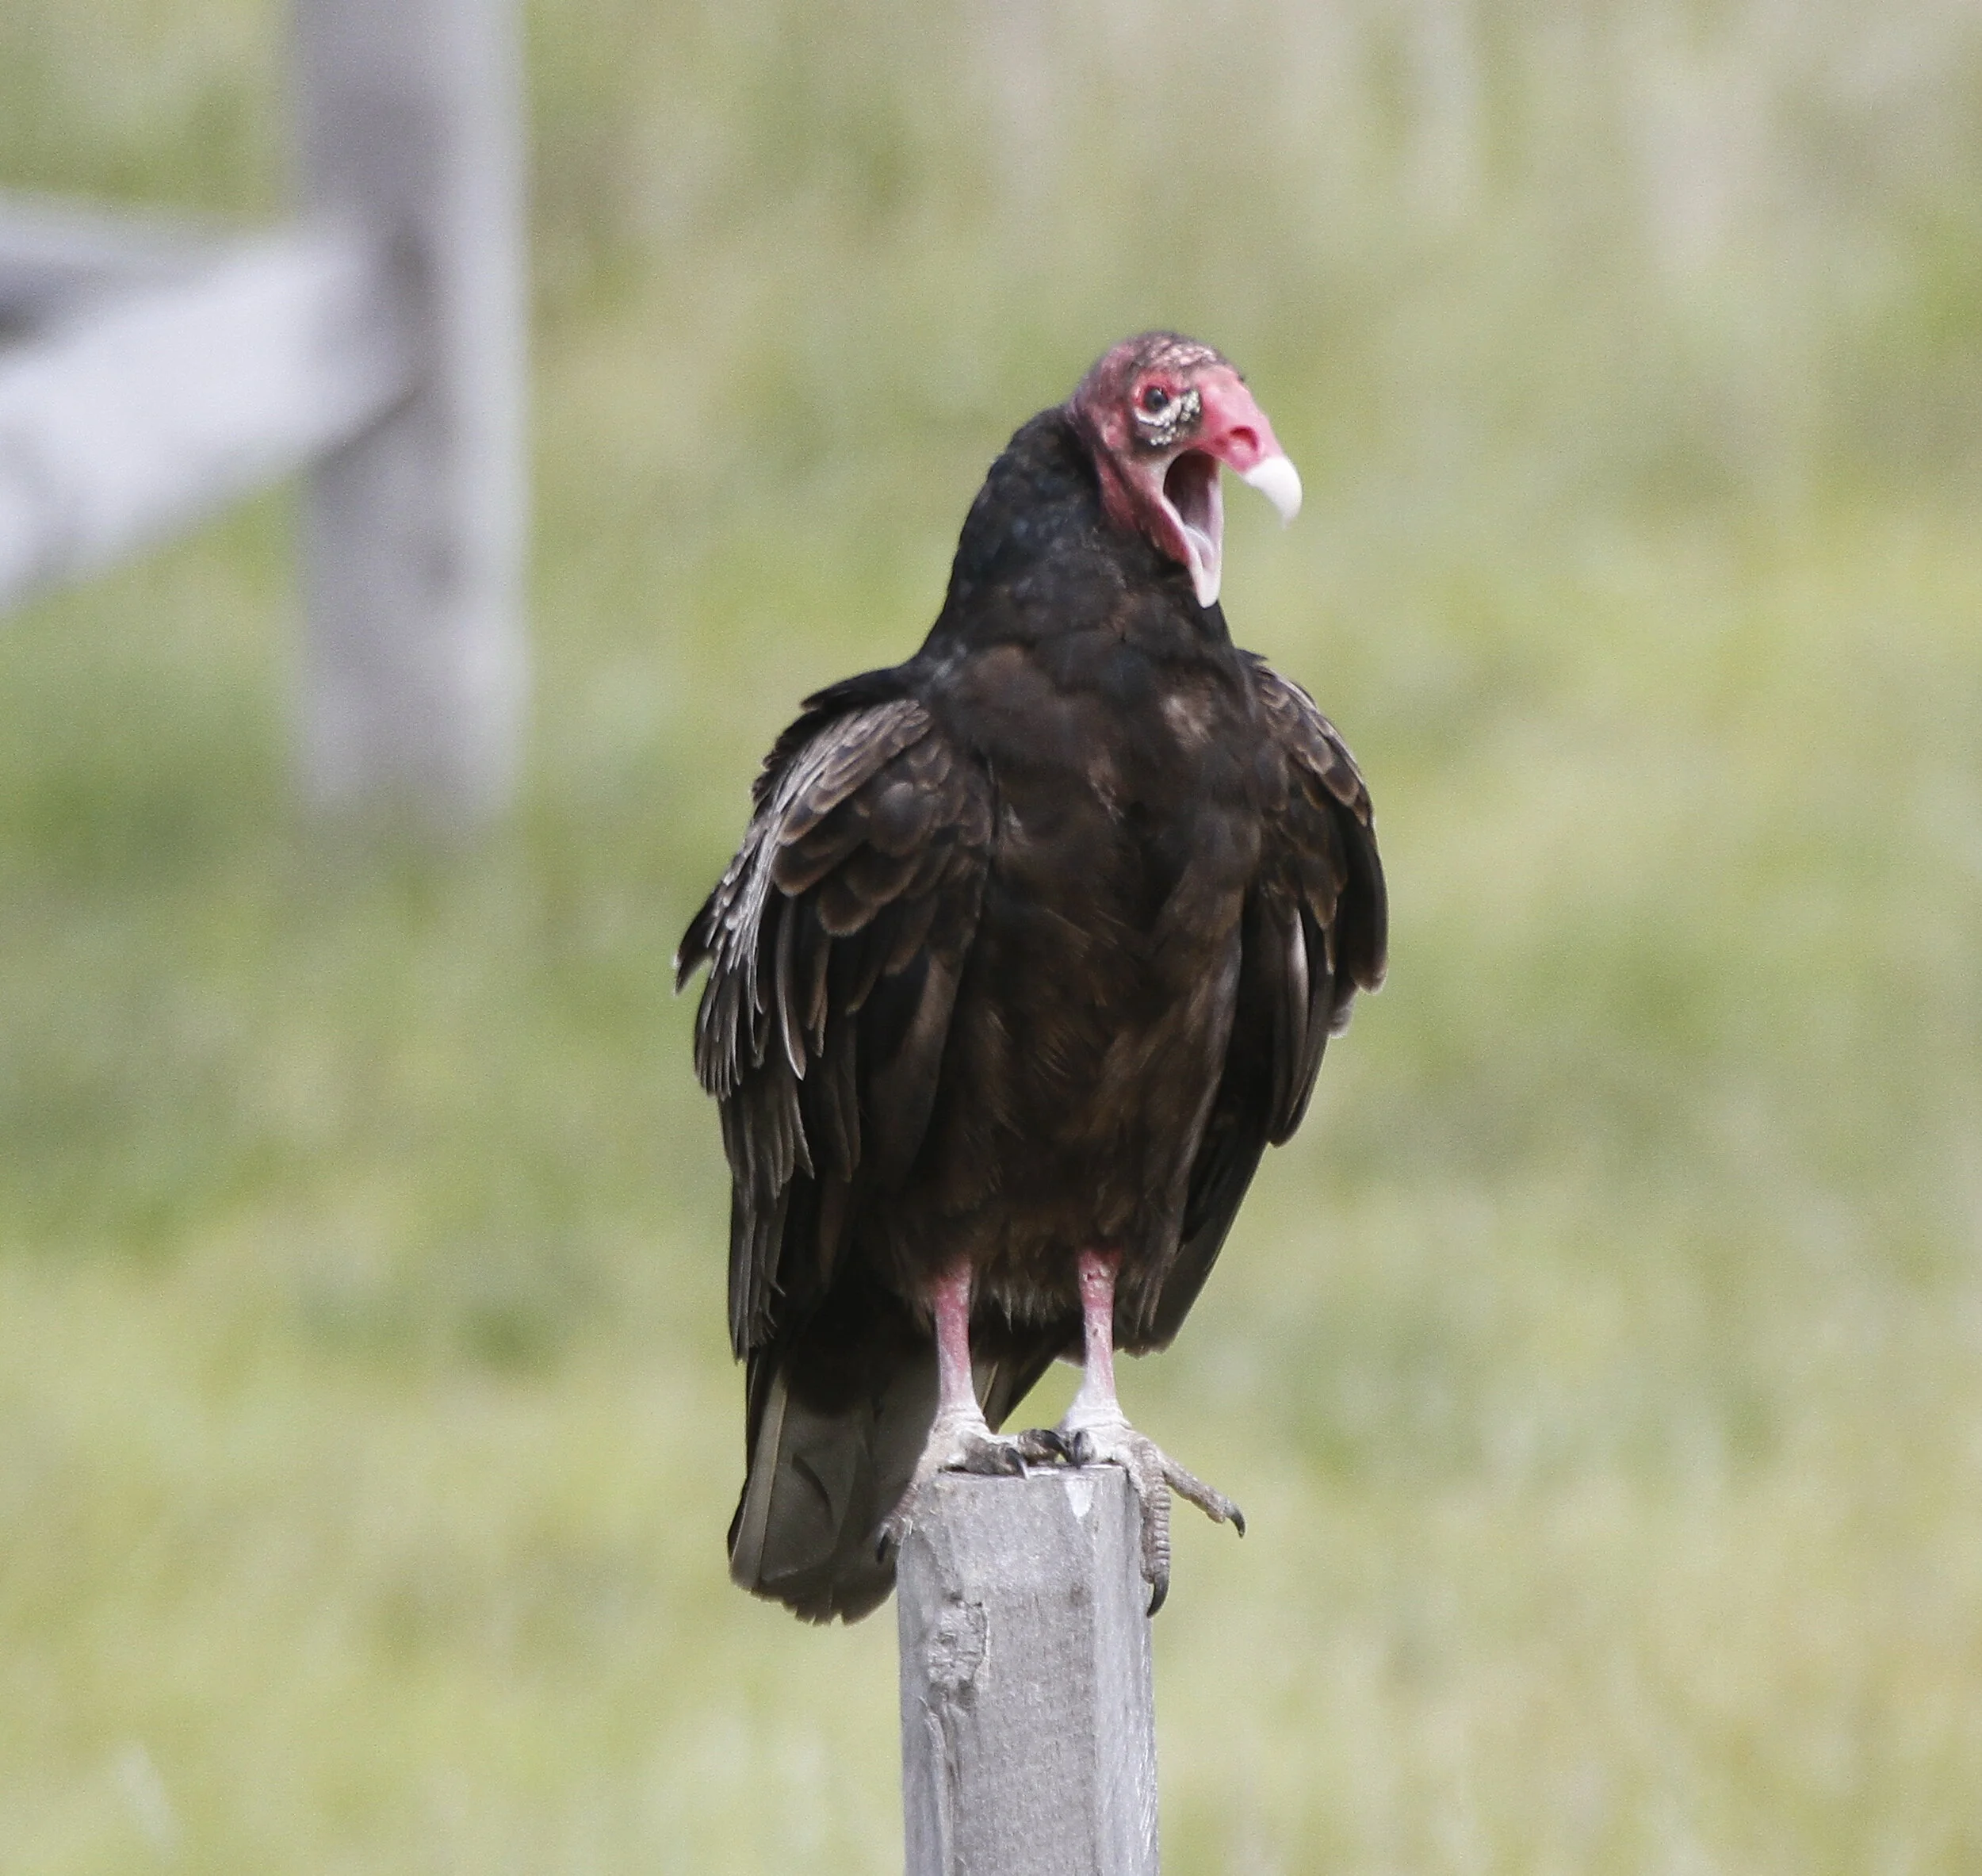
[875,1261,1025,1557]
[1055,1247,1245,1613]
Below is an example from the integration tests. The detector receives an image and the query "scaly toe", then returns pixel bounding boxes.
[874,1415,1029,1559]
[959,1431,1026,1476]
[1157,1454,1245,1533]
[1013,1426,1075,1464]
[1053,1418,1243,1611]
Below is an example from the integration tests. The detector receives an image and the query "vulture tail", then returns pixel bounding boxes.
[727,1285,1066,1623]
[727,1292,937,1624]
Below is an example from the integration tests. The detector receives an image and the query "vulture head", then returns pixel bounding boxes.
[1068,331,1303,609]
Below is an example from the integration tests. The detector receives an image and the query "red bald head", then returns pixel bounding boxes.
[1066,331,1302,608]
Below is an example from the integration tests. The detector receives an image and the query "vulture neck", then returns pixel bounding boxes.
[920,409,1230,664]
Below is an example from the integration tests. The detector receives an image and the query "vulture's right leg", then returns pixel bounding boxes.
[1053,1247,1245,1613]
[874,1262,1025,1557]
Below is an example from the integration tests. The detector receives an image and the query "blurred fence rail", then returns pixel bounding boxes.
[0,0,526,821]
[0,207,407,614]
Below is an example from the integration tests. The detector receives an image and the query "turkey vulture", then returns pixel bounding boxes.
[678,332,1387,1621]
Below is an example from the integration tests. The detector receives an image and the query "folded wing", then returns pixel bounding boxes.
[1146,657,1389,1349]
[677,678,995,1361]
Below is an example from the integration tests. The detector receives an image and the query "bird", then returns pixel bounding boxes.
[677,332,1387,1622]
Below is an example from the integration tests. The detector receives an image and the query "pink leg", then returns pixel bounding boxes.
[876,1261,1024,1556]
[928,1260,981,1418]
[1063,1247,1124,1431]
[1052,1246,1244,1614]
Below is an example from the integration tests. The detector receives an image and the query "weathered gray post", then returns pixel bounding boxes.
[897,1468,1160,1876]
[295,0,526,819]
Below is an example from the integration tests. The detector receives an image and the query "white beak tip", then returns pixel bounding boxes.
[1241,453,1303,526]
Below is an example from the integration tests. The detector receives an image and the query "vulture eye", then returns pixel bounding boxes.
[1140,385,1171,414]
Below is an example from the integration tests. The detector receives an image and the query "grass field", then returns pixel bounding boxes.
[3,2,1982,1870]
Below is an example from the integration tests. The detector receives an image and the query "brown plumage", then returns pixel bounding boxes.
[678,333,1387,1621]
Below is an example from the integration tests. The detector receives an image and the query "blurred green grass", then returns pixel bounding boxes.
[4,1,1982,1870]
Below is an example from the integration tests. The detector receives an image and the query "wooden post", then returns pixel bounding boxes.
[897,1468,1160,1876]
[294,0,526,820]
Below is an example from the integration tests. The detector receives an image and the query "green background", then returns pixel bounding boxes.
[3,1,1981,1869]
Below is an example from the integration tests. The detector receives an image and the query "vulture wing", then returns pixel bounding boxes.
[1145,657,1390,1349]
[676,672,995,1619]
[678,673,994,1357]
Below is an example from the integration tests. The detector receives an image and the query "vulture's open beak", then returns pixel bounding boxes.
[1163,369,1301,608]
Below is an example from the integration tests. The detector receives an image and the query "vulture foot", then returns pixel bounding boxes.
[1058,1417,1245,1615]
[875,1406,1028,1560]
